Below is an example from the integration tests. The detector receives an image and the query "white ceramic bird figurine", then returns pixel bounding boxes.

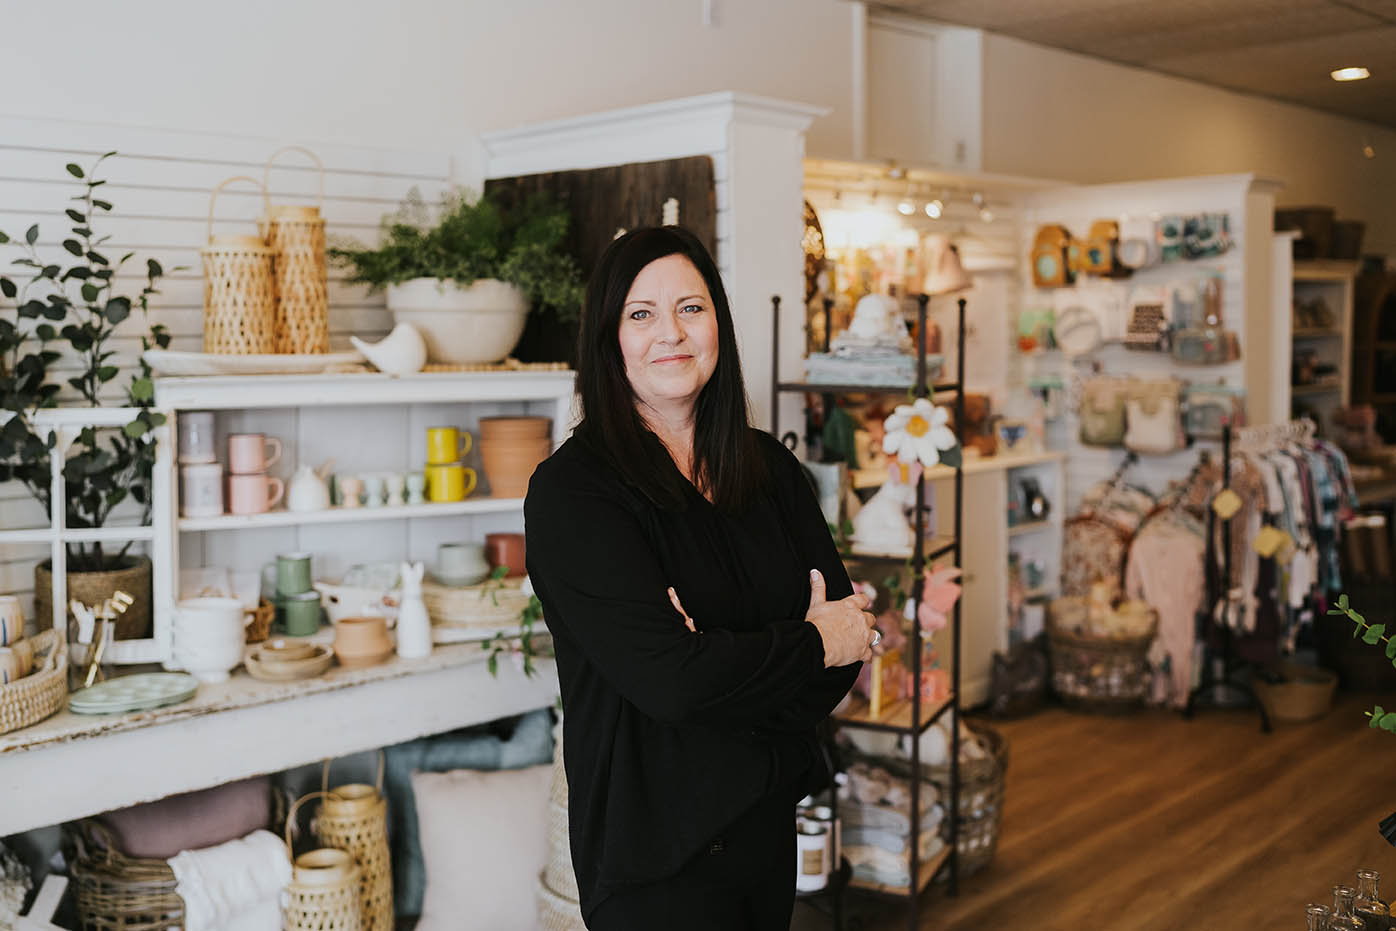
[395,561,432,659]
[351,322,428,376]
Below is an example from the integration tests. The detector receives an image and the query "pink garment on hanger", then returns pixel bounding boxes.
[1126,520,1206,708]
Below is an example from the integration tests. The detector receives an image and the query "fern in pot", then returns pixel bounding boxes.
[330,188,584,365]
[0,153,173,640]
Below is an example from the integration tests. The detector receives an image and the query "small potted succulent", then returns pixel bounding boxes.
[329,188,584,365]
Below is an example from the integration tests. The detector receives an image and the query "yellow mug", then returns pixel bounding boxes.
[426,427,473,466]
[425,463,477,503]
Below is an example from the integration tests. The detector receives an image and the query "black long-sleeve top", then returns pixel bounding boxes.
[524,429,860,921]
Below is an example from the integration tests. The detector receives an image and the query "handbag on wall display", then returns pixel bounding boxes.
[1183,383,1246,439]
[1124,285,1171,351]
[1032,225,1074,288]
[1079,375,1128,447]
[1171,274,1238,365]
[1055,304,1102,357]
[1184,213,1231,258]
[1117,216,1160,270]
[1124,377,1185,455]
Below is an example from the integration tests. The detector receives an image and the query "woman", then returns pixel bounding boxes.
[525,226,876,930]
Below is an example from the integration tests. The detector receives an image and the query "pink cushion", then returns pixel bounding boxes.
[98,776,272,859]
[413,765,551,931]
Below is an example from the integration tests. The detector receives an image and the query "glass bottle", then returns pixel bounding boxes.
[1334,885,1368,931]
[1308,903,1333,930]
[1355,869,1391,930]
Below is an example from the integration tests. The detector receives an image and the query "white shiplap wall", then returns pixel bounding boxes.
[1017,174,1267,513]
[0,116,456,619]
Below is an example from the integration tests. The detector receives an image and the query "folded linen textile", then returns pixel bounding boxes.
[843,805,944,855]
[846,836,946,888]
[167,829,290,931]
[841,798,943,834]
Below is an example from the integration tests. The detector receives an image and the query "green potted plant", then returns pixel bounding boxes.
[329,187,584,365]
[0,152,173,639]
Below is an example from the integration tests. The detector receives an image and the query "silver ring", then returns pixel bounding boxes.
[870,630,882,648]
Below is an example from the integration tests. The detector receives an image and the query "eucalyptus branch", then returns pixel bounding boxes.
[1328,593,1396,734]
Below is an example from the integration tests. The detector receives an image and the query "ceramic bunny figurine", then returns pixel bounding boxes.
[395,561,432,659]
[849,473,917,554]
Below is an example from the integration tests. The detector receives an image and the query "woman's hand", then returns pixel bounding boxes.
[667,587,698,632]
[805,569,876,667]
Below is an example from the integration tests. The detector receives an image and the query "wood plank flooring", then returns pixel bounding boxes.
[795,694,1396,931]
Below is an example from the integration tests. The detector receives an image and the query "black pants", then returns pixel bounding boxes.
[588,792,796,931]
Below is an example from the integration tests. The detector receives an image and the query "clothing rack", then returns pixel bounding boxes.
[1184,419,1272,731]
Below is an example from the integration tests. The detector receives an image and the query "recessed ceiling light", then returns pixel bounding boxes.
[897,199,915,216]
[1332,66,1370,82]
[925,199,943,219]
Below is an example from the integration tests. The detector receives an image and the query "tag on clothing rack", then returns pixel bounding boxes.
[1211,488,1243,521]
[1253,525,1291,559]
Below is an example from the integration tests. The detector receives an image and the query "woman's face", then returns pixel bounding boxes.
[617,254,720,419]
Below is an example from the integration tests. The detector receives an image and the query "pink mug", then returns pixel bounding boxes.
[228,473,285,515]
[228,434,282,475]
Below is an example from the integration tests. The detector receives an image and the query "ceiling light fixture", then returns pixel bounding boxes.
[898,198,916,216]
[925,199,943,219]
[1332,66,1370,82]
[980,207,995,223]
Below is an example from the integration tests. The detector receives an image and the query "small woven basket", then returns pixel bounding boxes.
[262,146,329,354]
[924,719,1009,876]
[1253,661,1338,724]
[202,176,277,355]
[314,755,392,931]
[285,793,362,931]
[1046,602,1157,711]
[421,577,531,630]
[65,821,183,931]
[0,628,67,736]
[244,599,274,644]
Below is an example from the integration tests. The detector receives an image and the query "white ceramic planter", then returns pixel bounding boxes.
[385,277,529,364]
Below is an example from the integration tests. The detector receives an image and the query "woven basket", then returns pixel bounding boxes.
[535,873,586,931]
[1253,661,1338,724]
[923,719,1008,876]
[1046,604,1157,711]
[286,793,362,931]
[65,821,183,931]
[262,146,329,354]
[422,578,531,630]
[314,755,391,931]
[0,628,66,736]
[202,176,277,355]
[245,599,274,644]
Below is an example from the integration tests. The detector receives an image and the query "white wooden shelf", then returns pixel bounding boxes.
[0,646,559,836]
[179,497,524,531]
[153,370,576,410]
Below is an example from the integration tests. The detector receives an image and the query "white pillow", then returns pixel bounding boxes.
[412,765,552,931]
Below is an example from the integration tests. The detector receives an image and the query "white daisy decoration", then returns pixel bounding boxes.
[882,398,957,468]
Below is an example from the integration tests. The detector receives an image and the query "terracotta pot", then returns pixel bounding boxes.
[480,434,552,499]
[333,615,392,667]
[35,555,152,641]
[479,416,551,440]
[484,532,527,579]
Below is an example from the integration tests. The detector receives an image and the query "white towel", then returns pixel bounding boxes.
[168,829,291,931]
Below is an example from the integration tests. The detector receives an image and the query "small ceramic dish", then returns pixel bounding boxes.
[245,644,334,682]
[333,644,395,670]
[260,639,319,663]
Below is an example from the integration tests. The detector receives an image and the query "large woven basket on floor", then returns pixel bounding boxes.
[286,793,362,931]
[1046,600,1157,711]
[262,146,329,354]
[202,176,276,355]
[925,719,1009,876]
[65,820,182,931]
[314,756,391,931]
[0,628,66,736]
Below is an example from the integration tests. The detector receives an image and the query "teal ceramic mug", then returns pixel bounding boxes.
[280,590,322,637]
[267,552,313,597]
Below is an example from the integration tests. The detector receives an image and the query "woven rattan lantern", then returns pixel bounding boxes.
[285,793,363,931]
[315,757,392,931]
[202,176,276,354]
[263,146,329,354]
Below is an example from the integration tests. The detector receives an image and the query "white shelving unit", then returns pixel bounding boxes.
[1289,259,1359,429]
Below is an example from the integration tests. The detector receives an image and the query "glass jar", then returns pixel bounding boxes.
[1334,885,1368,931]
[1307,903,1333,930]
[1356,869,1391,930]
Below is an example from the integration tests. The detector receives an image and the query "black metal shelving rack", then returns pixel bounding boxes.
[772,292,967,930]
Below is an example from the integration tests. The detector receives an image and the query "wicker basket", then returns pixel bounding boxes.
[925,719,1009,876]
[1253,661,1338,724]
[262,146,329,355]
[244,599,274,644]
[0,628,66,736]
[286,793,362,931]
[202,176,277,355]
[535,873,586,931]
[422,578,531,631]
[314,756,391,931]
[66,820,183,931]
[1046,603,1157,711]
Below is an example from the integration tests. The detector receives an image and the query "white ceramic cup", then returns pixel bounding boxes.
[171,597,248,682]
[178,411,217,464]
[181,463,225,518]
[0,595,25,646]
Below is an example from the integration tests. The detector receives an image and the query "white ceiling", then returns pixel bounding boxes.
[871,0,1396,128]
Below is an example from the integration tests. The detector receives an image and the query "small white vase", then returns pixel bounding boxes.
[395,561,433,659]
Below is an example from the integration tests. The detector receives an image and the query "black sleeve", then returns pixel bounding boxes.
[753,439,862,734]
[525,460,828,729]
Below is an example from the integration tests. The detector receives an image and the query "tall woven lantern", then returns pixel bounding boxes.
[315,756,392,931]
[202,176,276,354]
[285,793,362,931]
[263,146,329,354]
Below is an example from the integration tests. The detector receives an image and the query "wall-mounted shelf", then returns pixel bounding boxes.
[179,497,523,532]
[1008,519,1053,537]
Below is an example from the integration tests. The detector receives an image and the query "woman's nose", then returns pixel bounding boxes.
[655,308,684,342]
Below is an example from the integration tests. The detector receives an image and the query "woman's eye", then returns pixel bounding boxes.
[628,309,650,320]
[681,303,703,314]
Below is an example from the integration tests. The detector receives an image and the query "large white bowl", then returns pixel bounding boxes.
[385,277,529,364]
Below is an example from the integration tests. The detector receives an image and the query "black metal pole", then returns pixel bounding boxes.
[949,295,966,898]
[907,293,928,931]
[770,295,781,439]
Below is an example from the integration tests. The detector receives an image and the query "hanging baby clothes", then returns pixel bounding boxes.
[1126,506,1206,708]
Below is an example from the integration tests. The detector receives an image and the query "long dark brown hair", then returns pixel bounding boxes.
[575,226,764,513]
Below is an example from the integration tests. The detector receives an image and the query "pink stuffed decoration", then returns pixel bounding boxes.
[917,566,963,632]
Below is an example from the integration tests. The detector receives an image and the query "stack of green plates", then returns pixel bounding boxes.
[69,673,199,716]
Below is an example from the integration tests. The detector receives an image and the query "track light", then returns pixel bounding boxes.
[925,199,943,219]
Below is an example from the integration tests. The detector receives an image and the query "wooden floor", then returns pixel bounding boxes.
[795,694,1396,931]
